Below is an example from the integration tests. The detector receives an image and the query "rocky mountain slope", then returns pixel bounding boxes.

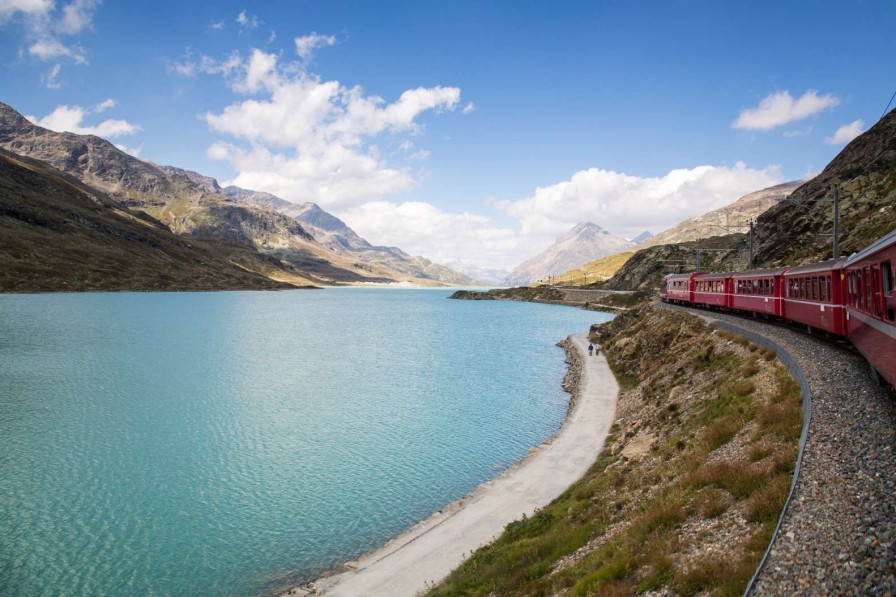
[505,222,634,286]
[634,180,803,250]
[0,148,298,291]
[746,109,896,268]
[222,186,477,285]
[604,109,896,291]
[0,101,472,287]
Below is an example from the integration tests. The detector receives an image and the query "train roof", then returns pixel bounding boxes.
[844,227,896,267]
[693,272,732,280]
[731,267,789,279]
[783,258,847,276]
[664,272,701,280]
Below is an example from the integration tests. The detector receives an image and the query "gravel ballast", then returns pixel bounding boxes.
[663,303,896,594]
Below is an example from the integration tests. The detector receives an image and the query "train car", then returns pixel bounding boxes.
[843,228,896,387]
[731,267,789,317]
[662,273,700,303]
[782,258,847,336]
[692,272,732,309]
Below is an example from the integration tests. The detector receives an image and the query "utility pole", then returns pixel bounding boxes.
[748,219,754,270]
[832,188,840,259]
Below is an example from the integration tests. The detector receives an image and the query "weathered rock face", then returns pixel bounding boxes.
[223,185,479,285]
[747,109,896,267]
[505,222,635,286]
[635,180,804,251]
[0,148,300,291]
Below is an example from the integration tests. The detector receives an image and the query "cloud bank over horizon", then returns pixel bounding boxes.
[338,161,784,271]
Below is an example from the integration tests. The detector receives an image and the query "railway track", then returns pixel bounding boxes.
[660,301,896,593]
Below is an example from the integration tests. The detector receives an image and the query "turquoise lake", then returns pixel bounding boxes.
[0,288,611,596]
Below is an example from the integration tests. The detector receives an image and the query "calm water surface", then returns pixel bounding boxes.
[0,288,610,596]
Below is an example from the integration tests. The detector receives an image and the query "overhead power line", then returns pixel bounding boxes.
[882,89,896,121]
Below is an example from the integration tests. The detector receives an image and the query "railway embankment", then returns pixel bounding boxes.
[663,303,896,593]
[432,304,804,595]
[449,287,646,312]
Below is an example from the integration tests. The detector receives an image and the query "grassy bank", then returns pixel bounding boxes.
[431,305,801,596]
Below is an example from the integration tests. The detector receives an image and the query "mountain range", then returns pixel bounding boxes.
[0,101,475,289]
[0,147,295,291]
[504,222,635,286]
[632,180,804,250]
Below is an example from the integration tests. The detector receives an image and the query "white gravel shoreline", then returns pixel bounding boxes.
[286,332,619,597]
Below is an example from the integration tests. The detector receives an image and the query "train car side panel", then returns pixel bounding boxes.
[782,259,846,335]
[844,229,896,386]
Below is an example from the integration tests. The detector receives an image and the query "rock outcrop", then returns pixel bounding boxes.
[223,185,478,285]
[634,180,804,251]
[0,148,300,291]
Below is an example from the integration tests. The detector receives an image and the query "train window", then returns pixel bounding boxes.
[864,268,872,313]
[884,261,893,296]
[820,276,828,302]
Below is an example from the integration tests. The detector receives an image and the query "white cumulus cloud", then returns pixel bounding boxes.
[1,0,100,85]
[340,201,524,270]
[337,160,783,272]
[235,9,259,31]
[295,32,335,61]
[733,90,840,130]
[114,143,143,157]
[0,0,53,21]
[194,47,461,208]
[27,102,139,138]
[825,119,865,145]
[494,162,784,241]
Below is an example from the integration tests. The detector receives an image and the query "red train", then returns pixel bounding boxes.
[661,228,896,388]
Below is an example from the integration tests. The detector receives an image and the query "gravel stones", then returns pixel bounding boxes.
[664,304,896,594]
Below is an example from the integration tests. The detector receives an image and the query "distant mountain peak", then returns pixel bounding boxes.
[504,222,634,286]
[631,230,653,244]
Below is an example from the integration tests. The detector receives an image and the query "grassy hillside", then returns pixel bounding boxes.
[432,305,801,596]
[533,251,635,287]
[0,149,309,291]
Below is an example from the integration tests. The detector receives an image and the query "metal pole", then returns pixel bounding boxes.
[748,219,754,270]
[832,189,840,259]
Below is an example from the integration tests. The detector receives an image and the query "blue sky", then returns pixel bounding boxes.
[1,0,894,273]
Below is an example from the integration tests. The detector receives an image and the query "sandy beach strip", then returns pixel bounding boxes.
[286,331,619,597]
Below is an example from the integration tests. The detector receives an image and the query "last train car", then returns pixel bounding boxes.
[662,273,700,304]
[843,228,896,387]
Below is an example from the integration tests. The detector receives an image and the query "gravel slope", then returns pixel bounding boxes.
[663,303,896,594]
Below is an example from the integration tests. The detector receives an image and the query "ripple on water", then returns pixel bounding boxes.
[0,289,610,596]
